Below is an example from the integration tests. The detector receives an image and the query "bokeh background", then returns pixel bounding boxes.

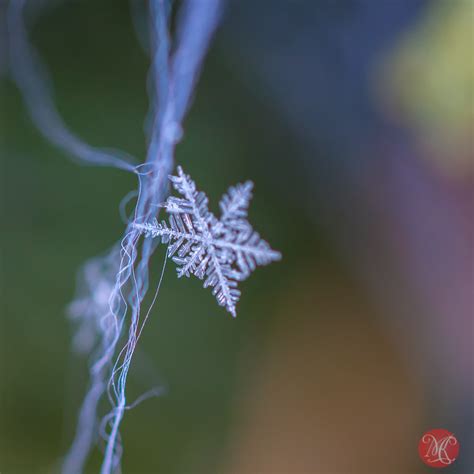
[1,0,473,473]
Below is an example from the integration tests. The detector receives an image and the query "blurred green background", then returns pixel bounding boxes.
[2,1,316,472]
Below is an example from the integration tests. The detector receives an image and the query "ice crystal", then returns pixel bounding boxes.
[134,166,281,316]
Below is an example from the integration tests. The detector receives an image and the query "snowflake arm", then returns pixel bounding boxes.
[219,181,253,222]
[166,166,212,234]
[133,167,281,316]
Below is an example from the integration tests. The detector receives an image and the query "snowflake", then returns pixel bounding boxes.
[133,166,281,316]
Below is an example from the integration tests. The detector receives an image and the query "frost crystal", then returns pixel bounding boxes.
[134,166,281,316]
